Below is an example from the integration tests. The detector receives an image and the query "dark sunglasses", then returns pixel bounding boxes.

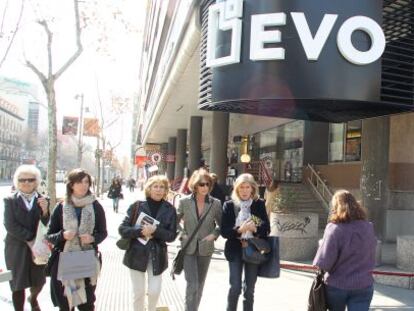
[198,182,210,187]
[18,178,36,183]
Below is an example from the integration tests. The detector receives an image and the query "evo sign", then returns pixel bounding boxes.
[207,0,386,67]
[199,0,394,122]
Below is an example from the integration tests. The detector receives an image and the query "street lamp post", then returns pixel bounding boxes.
[75,93,84,167]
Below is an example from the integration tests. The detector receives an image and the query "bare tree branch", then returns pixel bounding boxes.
[37,20,53,78]
[0,0,9,33]
[25,59,47,86]
[0,0,25,69]
[53,0,83,80]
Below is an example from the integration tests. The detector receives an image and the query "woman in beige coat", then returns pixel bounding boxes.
[177,169,222,311]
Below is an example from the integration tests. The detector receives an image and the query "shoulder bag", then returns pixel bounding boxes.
[171,203,212,279]
[242,237,271,265]
[116,202,140,250]
[258,236,280,278]
[234,203,271,265]
[308,270,327,311]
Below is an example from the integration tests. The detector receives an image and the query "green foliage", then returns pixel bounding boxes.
[271,187,298,213]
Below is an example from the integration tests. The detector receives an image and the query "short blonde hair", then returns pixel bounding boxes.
[330,190,367,223]
[13,165,41,189]
[231,173,259,204]
[188,169,213,193]
[144,175,170,200]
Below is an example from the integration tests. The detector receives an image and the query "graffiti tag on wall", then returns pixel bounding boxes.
[275,216,311,234]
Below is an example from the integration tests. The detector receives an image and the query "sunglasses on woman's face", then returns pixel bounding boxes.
[18,178,36,183]
[198,182,210,187]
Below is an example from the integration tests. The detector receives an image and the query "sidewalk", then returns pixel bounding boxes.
[2,188,414,310]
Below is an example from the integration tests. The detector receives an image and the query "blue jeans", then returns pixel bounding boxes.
[112,198,119,211]
[326,284,374,311]
[227,257,258,311]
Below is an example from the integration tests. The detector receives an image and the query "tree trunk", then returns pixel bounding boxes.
[101,137,106,195]
[96,136,101,197]
[46,82,57,209]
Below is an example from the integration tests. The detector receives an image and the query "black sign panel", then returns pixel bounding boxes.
[198,0,414,122]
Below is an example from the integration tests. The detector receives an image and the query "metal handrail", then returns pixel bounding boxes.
[306,164,333,211]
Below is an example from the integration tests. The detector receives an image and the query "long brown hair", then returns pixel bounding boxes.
[329,190,367,223]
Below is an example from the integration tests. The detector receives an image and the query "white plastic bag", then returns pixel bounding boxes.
[31,221,51,265]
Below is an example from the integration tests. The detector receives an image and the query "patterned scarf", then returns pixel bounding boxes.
[235,198,253,239]
[62,194,100,309]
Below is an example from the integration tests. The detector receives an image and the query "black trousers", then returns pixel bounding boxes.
[12,285,43,311]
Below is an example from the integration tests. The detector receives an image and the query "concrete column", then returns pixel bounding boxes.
[159,143,168,175]
[210,112,229,184]
[175,129,187,179]
[360,116,390,239]
[167,137,176,181]
[189,116,203,174]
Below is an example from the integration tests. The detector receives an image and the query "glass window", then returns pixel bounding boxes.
[329,124,345,162]
[345,120,362,162]
[260,128,278,148]
[282,121,304,182]
[329,121,362,162]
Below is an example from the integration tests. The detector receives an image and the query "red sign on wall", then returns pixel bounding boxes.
[135,156,147,167]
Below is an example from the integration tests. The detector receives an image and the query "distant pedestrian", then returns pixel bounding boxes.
[128,178,136,192]
[46,168,107,311]
[209,173,226,205]
[221,173,270,311]
[313,190,377,311]
[4,165,50,311]
[119,175,177,311]
[108,178,123,213]
[177,169,222,311]
[264,179,280,217]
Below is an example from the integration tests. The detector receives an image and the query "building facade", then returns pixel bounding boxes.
[135,0,414,242]
[0,97,24,180]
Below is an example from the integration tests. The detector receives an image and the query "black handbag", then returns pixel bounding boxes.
[242,237,271,265]
[308,270,327,311]
[107,189,114,199]
[171,203,213,279]
[116,202,140,250]
[258,236,280,278]
[45,249,59,277]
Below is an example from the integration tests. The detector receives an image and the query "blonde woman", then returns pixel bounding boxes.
[119,175,177,311]
[313,190,377,311]
[177,169,222,311]
[221,173,270,311]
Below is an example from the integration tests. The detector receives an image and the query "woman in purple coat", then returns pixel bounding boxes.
[313,190,377,311]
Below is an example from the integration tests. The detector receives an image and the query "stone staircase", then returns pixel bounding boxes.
[279,182,329,230]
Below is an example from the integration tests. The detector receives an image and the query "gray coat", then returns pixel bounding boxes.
[4,193,50,291]
[177,195,222,256]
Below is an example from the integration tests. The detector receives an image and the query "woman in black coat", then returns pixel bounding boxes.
[108,178,123,213]
[47,169,107,311]
[4,165,50,311]
[221,173,270,311]
[119,175,177,311]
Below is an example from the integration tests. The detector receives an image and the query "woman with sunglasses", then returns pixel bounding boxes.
[177,169,222,311]
[4,165,50,311]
